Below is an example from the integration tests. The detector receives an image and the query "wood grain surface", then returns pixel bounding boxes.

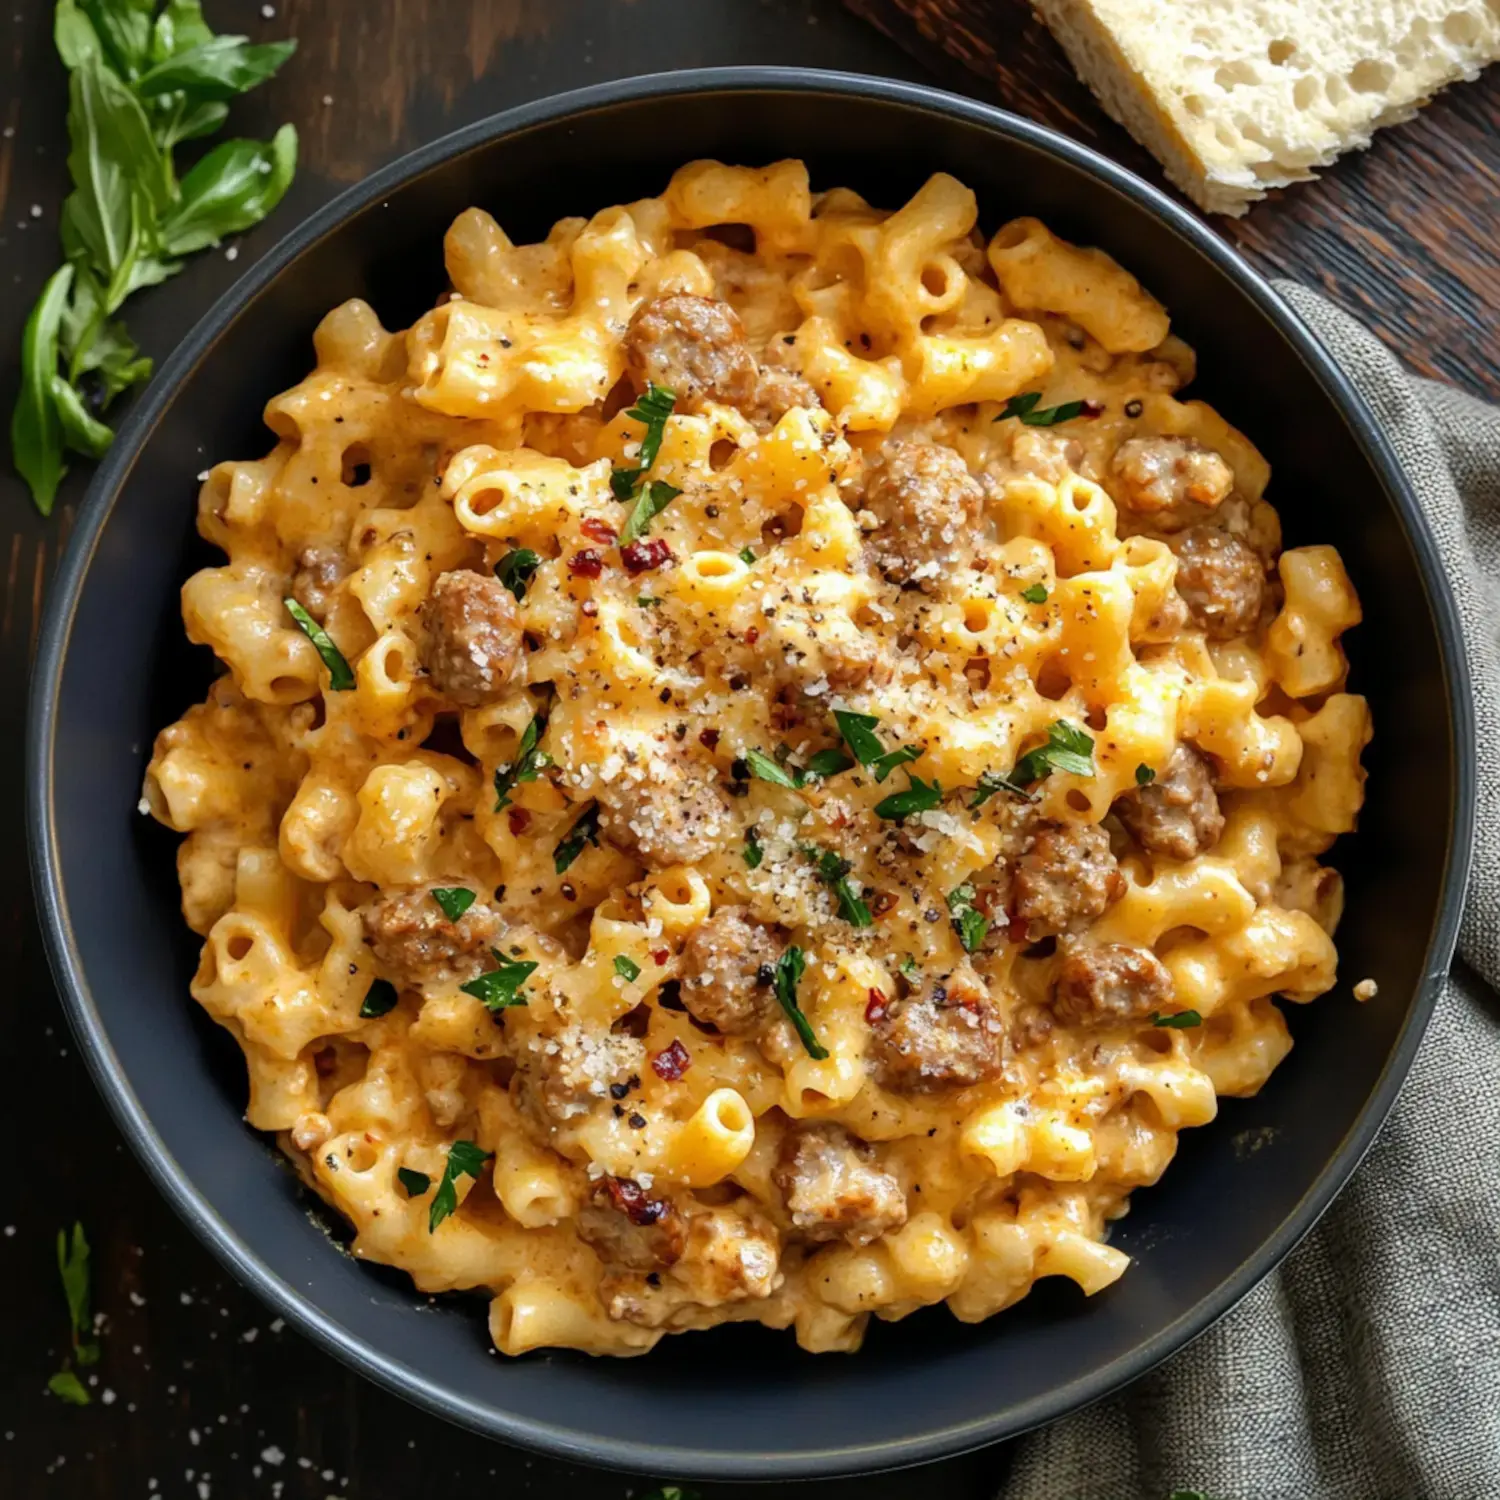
[846,0,1500,402]
[0,1,1494,1496]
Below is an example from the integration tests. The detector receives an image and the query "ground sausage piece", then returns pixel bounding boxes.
[677,906,782,1035]
[624,294,758,410]
[1011,821,1124,940]
[289,546,347,622]
[1114,745,1224,861]
[774,1122,907,1246]
[860,441,985,587]
[421,569,522,706]
[746,365,821,430]
[1051,942,1174,1027]
[520,1025,646,1127]
[1169,526,1266,639]
[870,965,1007,1094]
[361,884,504,993]
[577,1178,687,1273]
[596,758,734,869]
[677,1205,781,1303]
[1110,437,1233,517]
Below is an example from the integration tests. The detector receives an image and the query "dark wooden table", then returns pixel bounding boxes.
[1,3,1494,1496]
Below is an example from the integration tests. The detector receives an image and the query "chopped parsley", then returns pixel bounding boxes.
[614,955,642,983]
[1136,763,1156,786]
[804,748,856,780]
[738,547,757,564]
[460,952,538,1010]
[745,748,799,789]
[743,827,764,869]
[1013,719,1095,784]
[1150,1010,1203,1029]
[493,713,552,810]
[773,946,828,1060]
[833,709,924,784]
[495,547,541,600]
[618,478,682,545]
[637,594,661,607]
[359,979,398,1019]
[1020,582,1049,604]
[899,954,921,981]
[994,392,1098,427]
[874,770,944,820]
[283,597,354,690]
[610,383,676,498]
[744,746,851,789]
[430,887,476,922]
[48,1370,90,1406]
[970,769,1039,808]
[396,1167,431,1197]
[57,1223,99,1367]
[808,847,873,929]
[427,1140,491,1233]
[946,884,990,953]
[554,803,601,874]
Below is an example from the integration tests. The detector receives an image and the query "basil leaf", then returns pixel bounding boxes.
[359,979,398,1019]
[745,748,799,789]
[738,547,756,565]
[618,479,680,545]
[150,0,216,61]
[55,0,104,68]
[496,548,541,601]
[870,745,923,784]
[48,1370,91,1406]
[1150,1010,1203,1029]
[773,946,827,1060]
[136,36,297,102]
[428,1140,491,1233]
[834,709,922,784]
[554,803,600,874]
[1013,719,1095,784]
[995,392,1097,427]
[159,124,297,256]
[1020,583,1049,604]
[610,383,676,497]
[61,264,152,401]
[614,955,641,983]
[283,597,355,690]
[56,1223,95,1357]
[803,749,855,780]
[396,1167,430,1198]
[970,769,1039,808]
[158,97,230,149]
[1136,763,1156,786]
[493,713,550,810]
[10,264,74,514]
[461,955,538,1010]
[430,887,476,922]
[51,375,114,459]
[874,771,943,820]
[946,884,989,953]
[80,0,154,79]
[743,827,763,869]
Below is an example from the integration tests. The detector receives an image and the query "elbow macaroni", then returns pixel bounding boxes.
[144,162,1368,1358]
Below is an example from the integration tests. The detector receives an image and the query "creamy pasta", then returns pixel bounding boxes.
[142,161,1368,1356]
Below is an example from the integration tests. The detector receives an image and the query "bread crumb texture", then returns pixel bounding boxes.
[1032,0,1500,214]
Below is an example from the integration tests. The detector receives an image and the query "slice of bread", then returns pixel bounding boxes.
[1031,0,1500,214]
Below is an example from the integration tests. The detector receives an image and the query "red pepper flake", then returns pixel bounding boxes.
[865,988,889,1024]
[871,890,898,917]
[600,1175,669,1226]
[568,549,605,579]
[744,626,760,646]
[507,807,531,835]
[621,538,674,575]
[651,1038,691,1081]
[652,949,670,967]
[581,517,618,544]
[698,728,720,750]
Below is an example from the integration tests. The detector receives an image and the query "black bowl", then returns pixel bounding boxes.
[28,68,1474,1479]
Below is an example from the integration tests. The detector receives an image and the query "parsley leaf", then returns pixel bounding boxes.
[614,955,642,983]
[1150,1010,1203,1029]
[618,478,682,545]
[56,1222,99,1366]
[1136,763,1156,786]
[833,709,924,784]
[430,887,476,922]
[744,827,764,869]
[874,771,944,820]
[493,713,552,810]
[396,1167,430,1197]
[495,548,541,601]
[994,392,1097,427]
[773,946,827,1060]
[738,547,757,565]
[554,803,600,874]
[1013,719,1095,783]
[428,1140,491,1233]
[637,594,661,607]
[899,955,921,981]
[946,884,990,953]
[746,745,852,790]
[803,748,855,780]
[745,748,800,789]
[970,769,1039,808]
[809,848,873,929]
[48,1370,91,1406]
[284,598,355,690]
[1020,583,1049,604]
[460,953,537,1010]
[610,383,676,498]
[359,979,398,1019]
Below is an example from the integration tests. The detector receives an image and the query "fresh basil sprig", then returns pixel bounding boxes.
[11,0,298,514]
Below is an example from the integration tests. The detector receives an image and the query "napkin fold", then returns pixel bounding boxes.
[996,285,1500,1500]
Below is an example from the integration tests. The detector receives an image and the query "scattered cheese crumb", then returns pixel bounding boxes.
[260,1446,284,1467]
[1353,978,1378,1002]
